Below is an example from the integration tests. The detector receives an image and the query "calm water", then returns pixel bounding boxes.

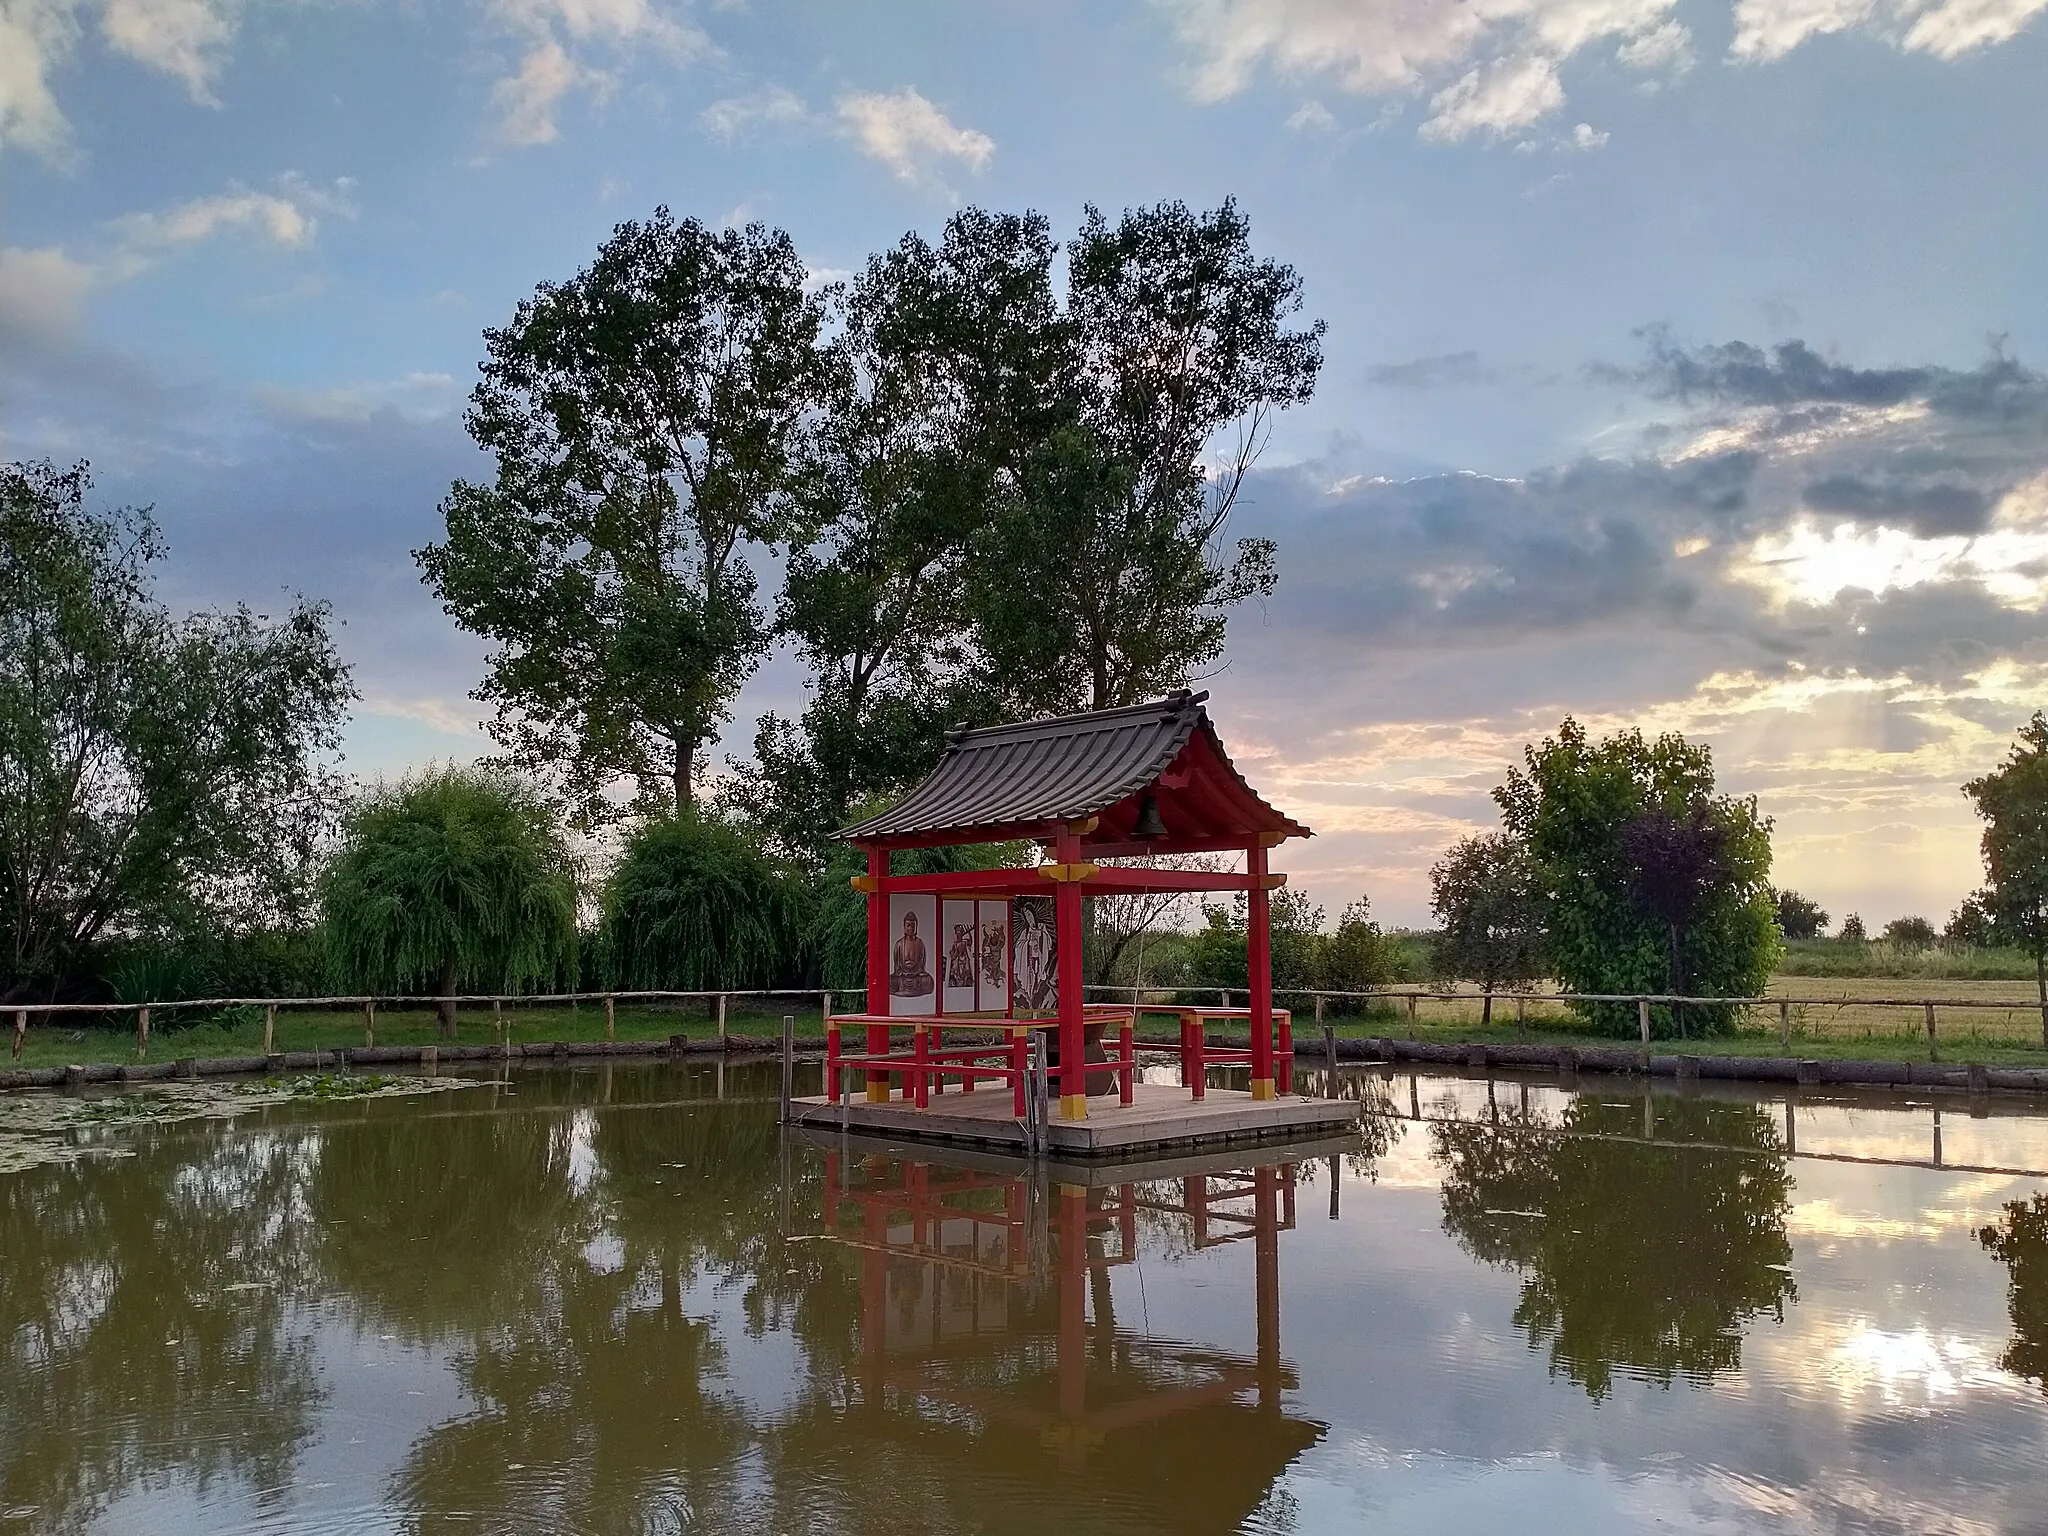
[6,1059,2048,1535]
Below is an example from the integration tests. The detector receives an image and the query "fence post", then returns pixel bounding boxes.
[1638,997,1651,1049]
[780,1014,794,1122]
[363,999,376,1047]
[604,994,615,1042]
[493,999,504,1044]
[1515,994,1526,1035]
[11,1008,25,1063]
[1314,994,1325,1027]
[822,991,833,1029]
[1219,988,1231,1009]
[136,1005,150,1060]
[1925,1001,1939,1063]
[263,1003,276,1054]
[1779,999,1790,1050]
[717,993,728,1045]
[1405,994,1417,1037]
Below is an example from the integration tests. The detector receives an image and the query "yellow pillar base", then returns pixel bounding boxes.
[1059,1093,1088,1121]
[1250,1077,1277,1101]
[866,1083,890,1104]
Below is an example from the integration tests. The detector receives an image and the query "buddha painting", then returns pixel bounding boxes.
[890,911,935,998]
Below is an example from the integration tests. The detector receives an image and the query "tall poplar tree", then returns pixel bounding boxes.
[418,211,824,828]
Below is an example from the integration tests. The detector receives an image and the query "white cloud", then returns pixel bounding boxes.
[256,370,464,423]
[359,692,483,738]
[1157,0,2043,141]
[490,38,599,145]
[1616,17,1695,68]
[1569,120,1609,149]
[1285,96,1338,130]
[1419,56,1566,141]
[0,244,96,340]
[0,0,79,158]
[837,88,993,183]
[484,0,705,148]
[99,0,237,102]
[699,83,805,141]
[110,174,355,253]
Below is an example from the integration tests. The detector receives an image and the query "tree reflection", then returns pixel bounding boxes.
[1433,1093,1797,1398]
[0,1123,322,1532]
[1980,1192,2048,1390]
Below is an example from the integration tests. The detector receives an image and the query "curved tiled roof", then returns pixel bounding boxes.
[836,691,1309,844]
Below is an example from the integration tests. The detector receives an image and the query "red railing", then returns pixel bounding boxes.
[825,1005,1139,1114]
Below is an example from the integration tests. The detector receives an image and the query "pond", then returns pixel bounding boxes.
[3,1059,2047,1534]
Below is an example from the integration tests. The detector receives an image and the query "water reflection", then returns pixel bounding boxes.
[1981,1192,2048,1393]
[1432,1091,1797,1398]
[0,1125,321,1532]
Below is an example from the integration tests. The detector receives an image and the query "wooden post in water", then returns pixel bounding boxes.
[136,1005,150,1060]
[11,1008,25,1062]
[262,1003,276,1053]
[1925,1002,1939,1062]
[1779,999,1791,1050]
[604,994,615,1042]
[1323,1023,1337,1096]
[780,1014,794,1122]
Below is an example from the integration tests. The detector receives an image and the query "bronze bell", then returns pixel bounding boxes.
[1131,792,1168,840]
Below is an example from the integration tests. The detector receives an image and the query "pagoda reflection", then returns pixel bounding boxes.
[801,1136,1342,1531]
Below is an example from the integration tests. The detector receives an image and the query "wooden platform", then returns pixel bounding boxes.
[784,1080,1361,1159]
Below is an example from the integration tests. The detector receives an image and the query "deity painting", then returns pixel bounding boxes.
[942,899,981,1014]
[887,894,938,1014]
[1010,895,1057,1013]
[946,921,977,990]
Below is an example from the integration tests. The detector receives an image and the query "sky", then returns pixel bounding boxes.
[5,0,2048,929]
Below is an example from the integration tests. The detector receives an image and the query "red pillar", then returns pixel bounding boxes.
[865,845,891,1102]
[1254,1164,1281,1411]
[1247,842,1275,1101]
[1055,829,1087,1121]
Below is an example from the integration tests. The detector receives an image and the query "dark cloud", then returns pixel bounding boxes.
[1801,473,1992,537]
[1623,328,2048,426]
[1365,350,1491,388]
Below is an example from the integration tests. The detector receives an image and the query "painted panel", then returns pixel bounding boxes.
[1010,894,1058,1014]
[976,900,1010,1014]
[887,893,938,1016]
[940,899,980,1015]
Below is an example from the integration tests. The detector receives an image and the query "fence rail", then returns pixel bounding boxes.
[8,981,2047,1065]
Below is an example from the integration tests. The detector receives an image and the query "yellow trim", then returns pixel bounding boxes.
[866,1082,890,1103]
[1250,1077,1277,1101]
[1059,1093,1088,1121]
[849,874,879,893]
[1010,1024,1029,1037]
[1066,815,1099,836]
[1259,831,1288,847]
[1057,1183,1086,1198]
[1039,861,1100,883]
[1262,873,1288,890]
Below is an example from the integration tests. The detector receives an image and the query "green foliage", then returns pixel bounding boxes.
[1773,888,1828,941]
[1946,892,2000,947]
[1981,1193,2048,1393]
[1430,833,1545,1009]
[419,211,826,827]
[598,813,806,990]
[320,766,578,1020]
[1,460,353,1005]
[969,199,1321,715]
[1178,889,1392,1003]
[1881,915,1937,948]
[1838,912,1867,942]
[1435,1096,1795,1399]
[1494,718,1780,1037]
[1964,713,2048,1044]
[95,927,328,1008]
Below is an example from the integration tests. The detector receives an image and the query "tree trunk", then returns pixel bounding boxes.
[437,959,458,1039]
[2036,942,2046,1051]
[673,736,696,814]
[1480,986,1493,1028]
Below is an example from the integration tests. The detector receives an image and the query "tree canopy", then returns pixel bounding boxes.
[598,813,807,991]
[419,211,825,829]
[1430,833,1544,1021]
[1773,889,1828,941]
[1,460,352,1005]
[1495,718,1779,1037]
[1964,713,2048,1045]
[320,766,579,1033]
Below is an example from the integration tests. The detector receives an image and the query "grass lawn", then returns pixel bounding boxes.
[6,997,832,1072]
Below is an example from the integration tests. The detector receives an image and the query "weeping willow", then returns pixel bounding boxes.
[600,814,806,990]
[320,766,579,1033]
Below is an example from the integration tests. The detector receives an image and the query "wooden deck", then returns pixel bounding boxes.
[784,1080,1361,1158]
